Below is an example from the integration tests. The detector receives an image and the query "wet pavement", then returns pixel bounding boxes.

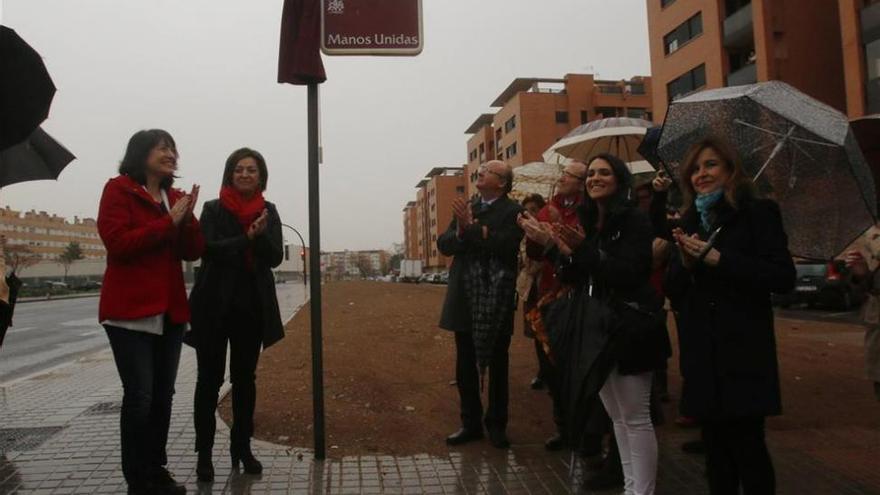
[1,294,879,494]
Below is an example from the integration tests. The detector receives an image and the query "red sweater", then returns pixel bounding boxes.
[97,175,205,325]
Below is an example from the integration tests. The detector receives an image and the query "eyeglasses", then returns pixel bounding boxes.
[562,171,586,181]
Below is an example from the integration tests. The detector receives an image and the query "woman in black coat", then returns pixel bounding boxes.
[665,137,795,495]
[187,148,284,482]
[520,153,665,495]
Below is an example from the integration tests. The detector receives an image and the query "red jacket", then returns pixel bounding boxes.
[98,175,205,325]
[526,193,584,296]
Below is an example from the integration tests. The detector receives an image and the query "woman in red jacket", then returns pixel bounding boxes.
[97,129,205,495]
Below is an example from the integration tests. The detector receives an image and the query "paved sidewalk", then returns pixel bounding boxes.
[2,299,880,493]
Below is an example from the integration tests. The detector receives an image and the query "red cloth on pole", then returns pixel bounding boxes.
[278,0,327,85]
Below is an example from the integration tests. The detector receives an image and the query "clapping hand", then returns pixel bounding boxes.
[553,223,586,251]
[673,228,721,268]
[247,209,269,240]
[169,196,191,227]
[452,198,473,229]
[517,211,553,247]
[185,184,200,223]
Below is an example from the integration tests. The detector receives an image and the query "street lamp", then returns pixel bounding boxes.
[281,223,307,287]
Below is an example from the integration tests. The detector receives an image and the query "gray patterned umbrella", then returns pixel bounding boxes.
[657,81,876,260]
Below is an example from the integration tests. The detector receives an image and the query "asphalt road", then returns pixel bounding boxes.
[0,283,307,384]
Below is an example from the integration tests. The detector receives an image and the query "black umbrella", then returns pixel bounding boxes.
[0,26,56,151]
[0,127,75,187]
[637,126,664,170]
[543,288,619,449]
[657,81,876,260]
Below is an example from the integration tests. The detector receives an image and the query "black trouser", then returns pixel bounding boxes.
[454,331,512,432]
[105,324,183,486]
[534,337,552,383]
[702,417,775,495]
[193,310,263,453]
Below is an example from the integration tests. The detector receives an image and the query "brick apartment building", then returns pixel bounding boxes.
[463,73,654,197]
[0,206,105,261]
[403,167,465,273]
[646,0,880,121]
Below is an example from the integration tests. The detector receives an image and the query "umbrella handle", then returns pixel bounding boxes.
[698,226,724,261]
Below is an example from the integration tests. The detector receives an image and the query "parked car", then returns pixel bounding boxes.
[774,260,865,310]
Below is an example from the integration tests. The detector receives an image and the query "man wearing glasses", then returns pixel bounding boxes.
[438,160,523,449]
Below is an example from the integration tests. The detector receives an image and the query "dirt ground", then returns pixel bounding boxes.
[220,281,880,463]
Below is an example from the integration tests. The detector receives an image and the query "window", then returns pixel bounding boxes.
[661,0,676,7]
[495,128,502,143]
[667,64,706,101]
[626,108,649,119]
[505,142,518,158]
[596,107,620,118]
[580,110,588,124]
[664,13,702,55]
[628,83,646,95]
[504,116,516,133]
[478,143,486,162]
[555,111,569,124]
[456,186,465,194]
[599,85,623,94]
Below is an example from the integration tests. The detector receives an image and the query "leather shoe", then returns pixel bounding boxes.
[529,377,545,390]
[544,433,564,451]
[445,428,483,446]
[488,429,510,449]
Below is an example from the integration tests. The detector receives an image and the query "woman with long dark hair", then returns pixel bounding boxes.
[520,153,664,495]
[188,147,284,482]
[665,137,795,495]
[98,129,205,495]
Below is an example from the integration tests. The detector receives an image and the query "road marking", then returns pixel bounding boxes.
[61,318,99,328]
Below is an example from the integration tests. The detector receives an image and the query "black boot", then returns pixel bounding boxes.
[583,438,623,491]
[231,441,263,475]
[196,450,214,483]
[151,467,186,495]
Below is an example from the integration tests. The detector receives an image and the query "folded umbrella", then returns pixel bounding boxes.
[543,288,620,449]
[0,26,56,150]
[0,127,75,187]
[657,81,876,260]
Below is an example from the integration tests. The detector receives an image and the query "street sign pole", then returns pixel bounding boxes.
[306,82,326,460]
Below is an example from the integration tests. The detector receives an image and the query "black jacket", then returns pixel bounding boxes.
[557,203,666,374]
[437,195,523,333]
[186,199,285,349]
[665,195,795,420]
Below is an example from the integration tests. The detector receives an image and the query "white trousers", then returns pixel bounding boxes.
[599,368,657,495]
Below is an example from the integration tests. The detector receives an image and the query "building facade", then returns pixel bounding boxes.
[464,73,654,180]
[402,167,465,273]
[839,0,880,117]
[0,207,105,262]
[647,0,849,121]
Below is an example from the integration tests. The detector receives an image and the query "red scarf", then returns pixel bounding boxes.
[219,186,266,269]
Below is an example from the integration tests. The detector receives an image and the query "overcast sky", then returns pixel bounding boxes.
[1,0,650,251]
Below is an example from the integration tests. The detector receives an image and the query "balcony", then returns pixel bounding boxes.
[861,1,880,44]
[726,63,757,87]
[723,4,753,49]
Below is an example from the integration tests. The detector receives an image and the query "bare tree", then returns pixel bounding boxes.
[5,244,41,274]
[58,242,84,281]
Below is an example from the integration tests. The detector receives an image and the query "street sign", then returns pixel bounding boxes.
[321,0,423,56]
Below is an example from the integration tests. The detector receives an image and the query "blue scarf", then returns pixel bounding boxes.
[695,190,724,232]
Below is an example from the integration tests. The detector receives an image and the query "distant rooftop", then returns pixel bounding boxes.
[491,77,566,107]
[464,113,495,134]
[425,167,463,178]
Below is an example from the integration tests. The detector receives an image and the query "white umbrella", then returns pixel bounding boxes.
[511,162,563,201]
[543,117,654,164]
